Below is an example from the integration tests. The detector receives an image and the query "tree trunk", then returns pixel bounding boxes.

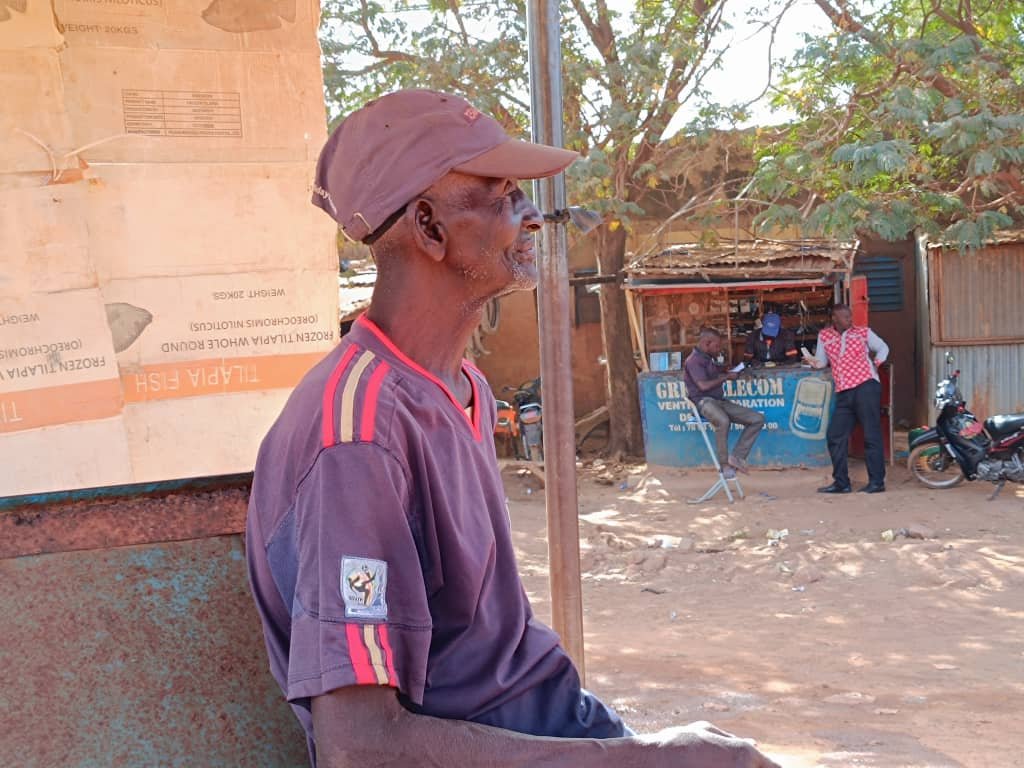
[595,224,644,459]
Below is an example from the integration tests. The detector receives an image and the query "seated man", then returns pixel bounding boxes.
[744,312,798,365]
[246,90,778,768]
[685,328,766,476]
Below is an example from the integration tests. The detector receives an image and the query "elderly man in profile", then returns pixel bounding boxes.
[246,89,780,768]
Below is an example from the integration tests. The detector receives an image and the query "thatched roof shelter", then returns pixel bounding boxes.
[626,239,856,283]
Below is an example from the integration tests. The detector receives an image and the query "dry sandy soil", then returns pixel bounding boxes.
[503,459,1024,768]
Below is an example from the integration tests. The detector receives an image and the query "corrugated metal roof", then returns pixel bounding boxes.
[926,227,1024,248]
[626,239,856,280]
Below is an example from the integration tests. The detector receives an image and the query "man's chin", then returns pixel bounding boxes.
[492,278,537,300]
[504,262,539,293]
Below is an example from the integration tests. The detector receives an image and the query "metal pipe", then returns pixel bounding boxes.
[526,0,586,679]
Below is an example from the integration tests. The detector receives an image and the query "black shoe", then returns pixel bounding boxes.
[859,483,885,494]
[818,483,852,494]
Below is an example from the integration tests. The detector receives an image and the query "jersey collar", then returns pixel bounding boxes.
[353,315,482,441]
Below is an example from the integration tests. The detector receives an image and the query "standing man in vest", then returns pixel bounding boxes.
[805,304,889,494]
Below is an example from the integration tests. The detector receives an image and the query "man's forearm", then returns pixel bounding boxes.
[867,329,889,364]
[695,373,729,391]
[312,686,779,768]
[317,703,644,768]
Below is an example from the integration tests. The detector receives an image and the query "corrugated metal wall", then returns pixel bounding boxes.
[926,242,1024,420]
[932,243,1024,342]
[928,344,1024,420]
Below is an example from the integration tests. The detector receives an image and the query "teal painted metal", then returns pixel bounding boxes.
[0,535,307,767]
[639,367,836,468]
[0,473,252,511]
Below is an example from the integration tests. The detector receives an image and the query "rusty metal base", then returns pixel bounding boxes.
[0,535,307,766]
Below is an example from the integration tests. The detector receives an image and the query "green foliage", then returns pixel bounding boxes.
[319,0,729,226]
[752,0,1024,250]
[322,1,1022,251]
[320,0,530,129]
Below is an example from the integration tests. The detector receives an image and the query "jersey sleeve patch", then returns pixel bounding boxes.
[342,556,388,620]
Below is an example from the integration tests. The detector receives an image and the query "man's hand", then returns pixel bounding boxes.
[639,721,782,767]
[724,372,740,381]
[802,353,825,370]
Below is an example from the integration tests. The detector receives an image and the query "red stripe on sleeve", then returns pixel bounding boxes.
[322,345,359,447]
[359,361,391,442]
[344,623,378,685]
[377,624,399,687]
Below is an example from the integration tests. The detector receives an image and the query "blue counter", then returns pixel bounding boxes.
[639,366,836,468]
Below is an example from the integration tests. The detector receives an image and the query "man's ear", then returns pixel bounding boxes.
[409,198,447,263]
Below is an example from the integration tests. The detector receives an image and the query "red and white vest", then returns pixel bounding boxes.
[819,326,877,392]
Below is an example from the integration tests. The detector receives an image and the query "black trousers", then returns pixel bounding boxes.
[827,379,885,487]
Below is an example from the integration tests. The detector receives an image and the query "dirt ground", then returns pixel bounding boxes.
[503,458,1024,768]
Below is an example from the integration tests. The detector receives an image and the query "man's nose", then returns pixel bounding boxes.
[518,195,543,232]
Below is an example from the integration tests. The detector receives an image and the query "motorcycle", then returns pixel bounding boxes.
[908,353,1024,498]
[495,378,543,462]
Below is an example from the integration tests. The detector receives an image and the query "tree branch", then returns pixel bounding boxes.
[569,0,629,106]
[930,2,979,37]
[631,1,725,174]
[333,55,414,78]
[813,0,959,97]
[448,0,471,46]
[734,0,795,112]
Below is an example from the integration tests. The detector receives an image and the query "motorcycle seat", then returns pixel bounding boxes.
[985,413,1024,438]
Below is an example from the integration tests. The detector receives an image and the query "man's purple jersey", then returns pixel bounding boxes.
[246,316,625,763]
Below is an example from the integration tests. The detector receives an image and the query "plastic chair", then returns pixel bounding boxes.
[682,396,745,504]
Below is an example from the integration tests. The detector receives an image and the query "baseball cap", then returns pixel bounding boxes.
[312,89,580,243]
[762,313,782,338]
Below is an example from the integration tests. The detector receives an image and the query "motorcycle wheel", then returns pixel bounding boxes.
[908,443,965,489]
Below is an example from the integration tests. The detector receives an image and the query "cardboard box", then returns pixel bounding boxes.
[0,418,133,497]
[53,0,319,52]
[121,389,297,483]
[2,1,325,173]
[60,47,326,164]
[0,0,334,497]
[0,183,95,295]
[0,289,122,434]
[84,162,335,281]
[102,270,335,376]
[0,0,64,49]
[0,50,73,176]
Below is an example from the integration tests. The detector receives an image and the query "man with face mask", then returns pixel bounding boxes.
[246,90,780,768]
[744,312,798,366]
